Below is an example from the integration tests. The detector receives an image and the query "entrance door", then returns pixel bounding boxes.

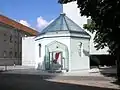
[49,51,63,70]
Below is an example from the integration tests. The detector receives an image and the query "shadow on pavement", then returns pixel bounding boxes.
[0,73,119,90]
[99,66,117,78]
[99,66,120,86]
[112,80,120,86]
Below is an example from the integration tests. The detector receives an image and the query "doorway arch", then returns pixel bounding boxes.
[44,41,69,71]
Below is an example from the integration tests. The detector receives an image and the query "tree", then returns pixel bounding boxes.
[58,0,120,81]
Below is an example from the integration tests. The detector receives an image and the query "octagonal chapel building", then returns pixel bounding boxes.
[22,13,90,72]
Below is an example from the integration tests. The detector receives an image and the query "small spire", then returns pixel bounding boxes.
[60,13,66,16]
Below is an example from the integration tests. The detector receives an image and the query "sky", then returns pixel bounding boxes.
[0,0,62,31]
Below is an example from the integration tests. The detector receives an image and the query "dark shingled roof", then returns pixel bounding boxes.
[39,13,89,36]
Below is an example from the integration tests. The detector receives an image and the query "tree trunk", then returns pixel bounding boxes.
[117,54,120,81]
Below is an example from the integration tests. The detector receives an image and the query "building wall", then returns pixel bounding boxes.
[22,37,36,66]
[22,31,90,72]
[70,37,90,71]
[34,32,90,71]
[89,32,109,55]
[35,33,71,70]
[0,24,30,66]
[63,1,88,28]
[63,1,109,55]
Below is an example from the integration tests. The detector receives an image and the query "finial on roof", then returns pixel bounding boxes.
[60,13,66,16]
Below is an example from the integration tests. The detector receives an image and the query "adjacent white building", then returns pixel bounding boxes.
[63,1,109,55]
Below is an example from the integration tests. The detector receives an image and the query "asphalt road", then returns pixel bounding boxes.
[0,73,118,90]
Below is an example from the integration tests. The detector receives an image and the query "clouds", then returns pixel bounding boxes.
[19,20,31,27]
[18,16,54,31]
[36,16,49,30]
[36,16,54,31]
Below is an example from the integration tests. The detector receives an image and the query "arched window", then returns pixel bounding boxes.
[78,42,83,57]
[39,44,41,57]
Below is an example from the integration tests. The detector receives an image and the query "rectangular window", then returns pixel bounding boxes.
[20,52,21,57]
[3,51,7,58]
[9,51,12,58]
[4,33,7,42]
[20,38,22,44]
[4,33,6,36]
[39,44,41,57]
[15,52,17,58]
[10,35,12,43]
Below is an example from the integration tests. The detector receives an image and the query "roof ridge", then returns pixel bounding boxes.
[63,14,70,31]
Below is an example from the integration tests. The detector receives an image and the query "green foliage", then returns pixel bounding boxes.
[83,20,96,33]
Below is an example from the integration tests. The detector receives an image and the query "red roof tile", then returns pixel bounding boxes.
[0,15,39,36]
